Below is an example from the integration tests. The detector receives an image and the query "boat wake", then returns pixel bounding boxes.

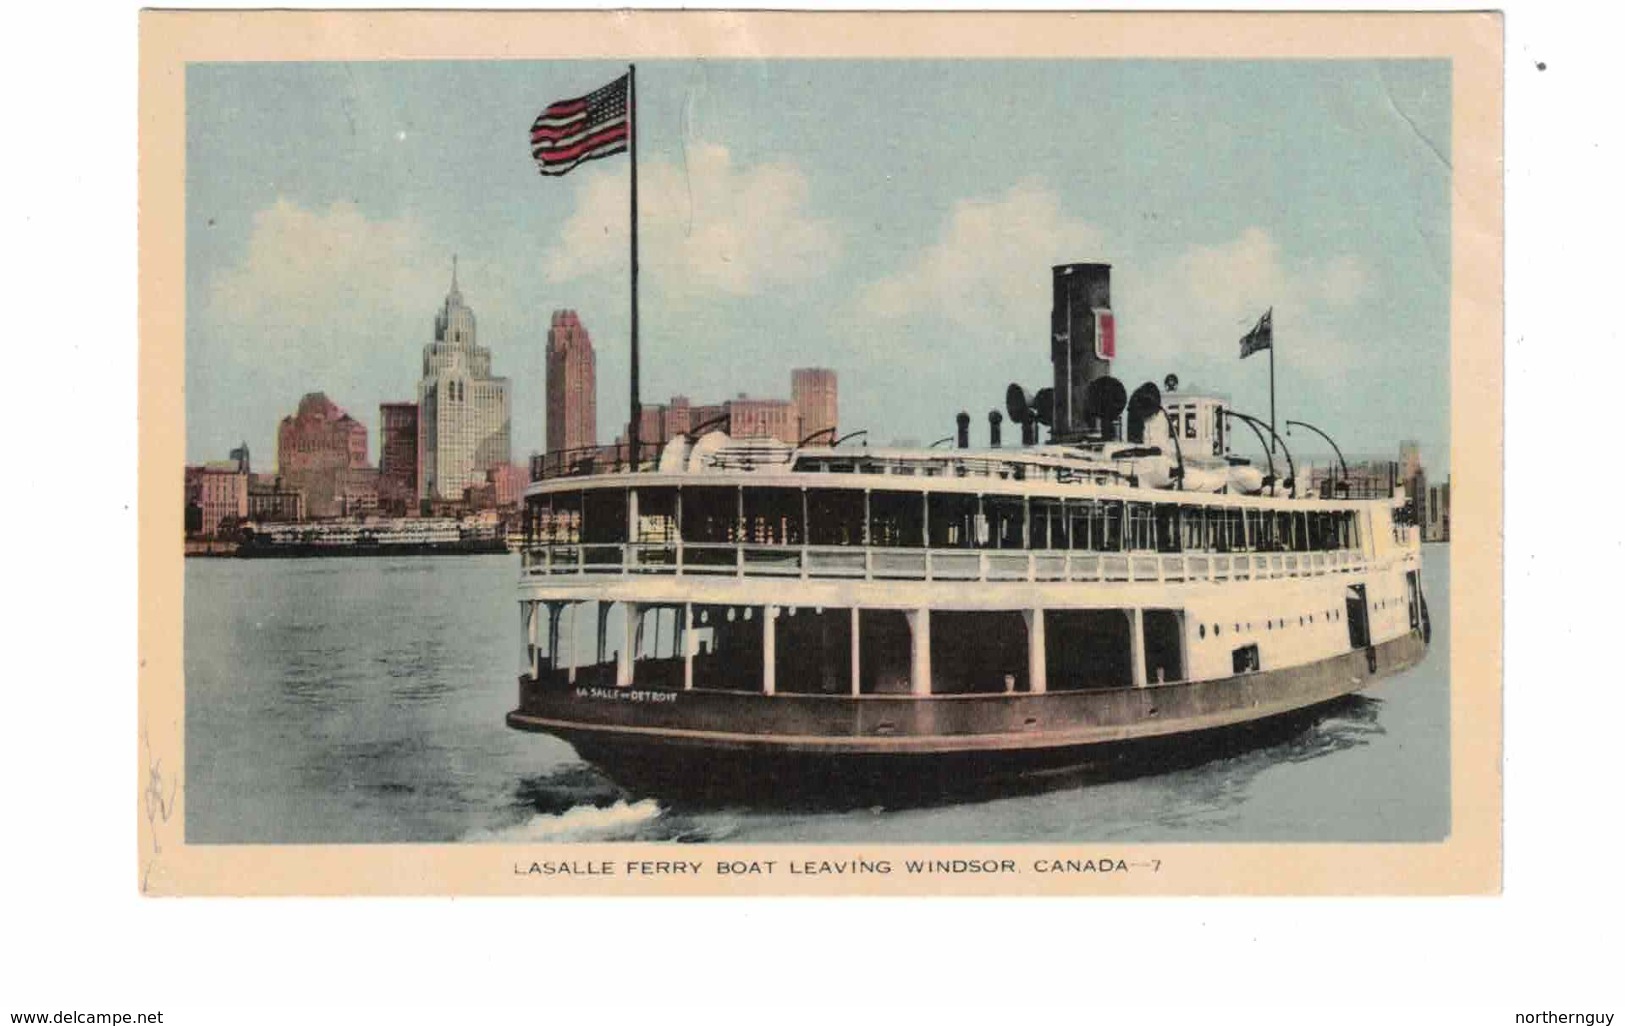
[465,798,664,843]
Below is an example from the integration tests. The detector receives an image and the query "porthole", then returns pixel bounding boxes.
[1215,624,1222,636]
[726,608,736,622]
[1199,624,1207,639]
[1234,623,1240,633]
[1299,616,1304,626]
[1267,621,1273,631]
[744,607,754,621]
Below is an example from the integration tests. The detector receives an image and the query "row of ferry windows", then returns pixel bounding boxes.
[523,487,1363,555]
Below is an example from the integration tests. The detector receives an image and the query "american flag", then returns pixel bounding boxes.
[530,74,630,177]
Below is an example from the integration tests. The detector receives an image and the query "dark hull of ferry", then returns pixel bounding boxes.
[507,631,1427,805]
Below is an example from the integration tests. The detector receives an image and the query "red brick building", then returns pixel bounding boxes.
[620,369,836,447]
[277,392,370,518]
[792,367,839,443]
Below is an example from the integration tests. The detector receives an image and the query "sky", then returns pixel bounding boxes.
[186,58,1451,476]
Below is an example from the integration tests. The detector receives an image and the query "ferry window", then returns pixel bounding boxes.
[983,495,1026,550]
[1184,411,1197,439]
[1197,506,1220,553]
[582,488,628,544]
[1232,644,1260,674]
[681,486,741,544]
[635,487,678,544]
[869,490,923,548]
[1213,407,1225,456]
[1030,497,1066,549]
[807,489,865,546]
[1127,503,1156,552]
[1096,500,1124,552]
[523,494,550,546]
[1294,511,1311,552]
[1154,504,1181,553]
[1245,509,1266,552]
[547,490,581,544]
[742,488,804,546]
[1067,499,1094,550]
[928,492,977,549]
[1273,511,1295,553]
[1181,506,1204,551]
[1226,508,1247,551]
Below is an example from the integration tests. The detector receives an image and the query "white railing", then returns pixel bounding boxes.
[521,542,1372,585]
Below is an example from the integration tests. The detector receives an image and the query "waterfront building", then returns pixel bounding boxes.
[339,466,381,516]
[184,461,249,538]
[247,474,306,522]
[545,310,597,456]
[418,258,512,502]
[378,401,420,515]
[618,369,837,448]
[277,392,370,519]
[465,463,526,510]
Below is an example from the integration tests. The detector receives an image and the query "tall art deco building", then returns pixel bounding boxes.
[418,259,511,502]
[545,309,597,455]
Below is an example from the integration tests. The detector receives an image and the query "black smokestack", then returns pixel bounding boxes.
[1051,263,1113,441]
[955,411,970,449]
[988,410,1003,448]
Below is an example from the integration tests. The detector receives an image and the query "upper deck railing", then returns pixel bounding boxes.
[531,442,663,483]
[518,540,1414,587]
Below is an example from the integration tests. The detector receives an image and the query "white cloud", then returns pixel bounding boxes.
[205,198,441,338]
[859,181,1107,335]
[1118,227,1372,379]
[541,143,841,297]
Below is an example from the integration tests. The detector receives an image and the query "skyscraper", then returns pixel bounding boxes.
[378,401,419,514]
[418,258,511,501]
[546,309,597,455]
[792,368,838,443]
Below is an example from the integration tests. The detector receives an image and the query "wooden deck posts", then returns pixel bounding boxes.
[1025,609,1047,694]
[850,607,861,696]
[617,601,638,687]
[683,602,694,690]
[1130,608,1148,687]
[763,605,778,696]
[908,608,931,696]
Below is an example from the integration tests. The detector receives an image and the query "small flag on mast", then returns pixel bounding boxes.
[531,74,631,176]
[1239,308,1273,359]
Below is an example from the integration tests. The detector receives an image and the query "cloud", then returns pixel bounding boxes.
[1116,227,1372,379]
[859,181,1107,337]
[205,198,442,339]
[541,143,841,297]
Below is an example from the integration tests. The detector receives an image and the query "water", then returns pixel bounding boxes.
[185,549,1450,844]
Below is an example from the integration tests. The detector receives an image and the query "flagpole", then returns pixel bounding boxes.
[628,63,642,472]
[1268,335,1277,456]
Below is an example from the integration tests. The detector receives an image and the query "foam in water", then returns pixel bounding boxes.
[465,799,663,843]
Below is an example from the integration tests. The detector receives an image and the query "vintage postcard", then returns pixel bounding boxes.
[139,10,1502,895]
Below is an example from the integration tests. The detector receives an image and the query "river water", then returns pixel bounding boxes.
[185,548,1450,845]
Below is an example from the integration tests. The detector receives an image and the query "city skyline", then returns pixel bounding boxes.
[186,59,1451,474]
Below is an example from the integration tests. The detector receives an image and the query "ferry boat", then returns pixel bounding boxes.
[507,263,1429,801]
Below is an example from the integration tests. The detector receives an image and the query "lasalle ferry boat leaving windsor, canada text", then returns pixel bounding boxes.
[505,262,1430,801]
